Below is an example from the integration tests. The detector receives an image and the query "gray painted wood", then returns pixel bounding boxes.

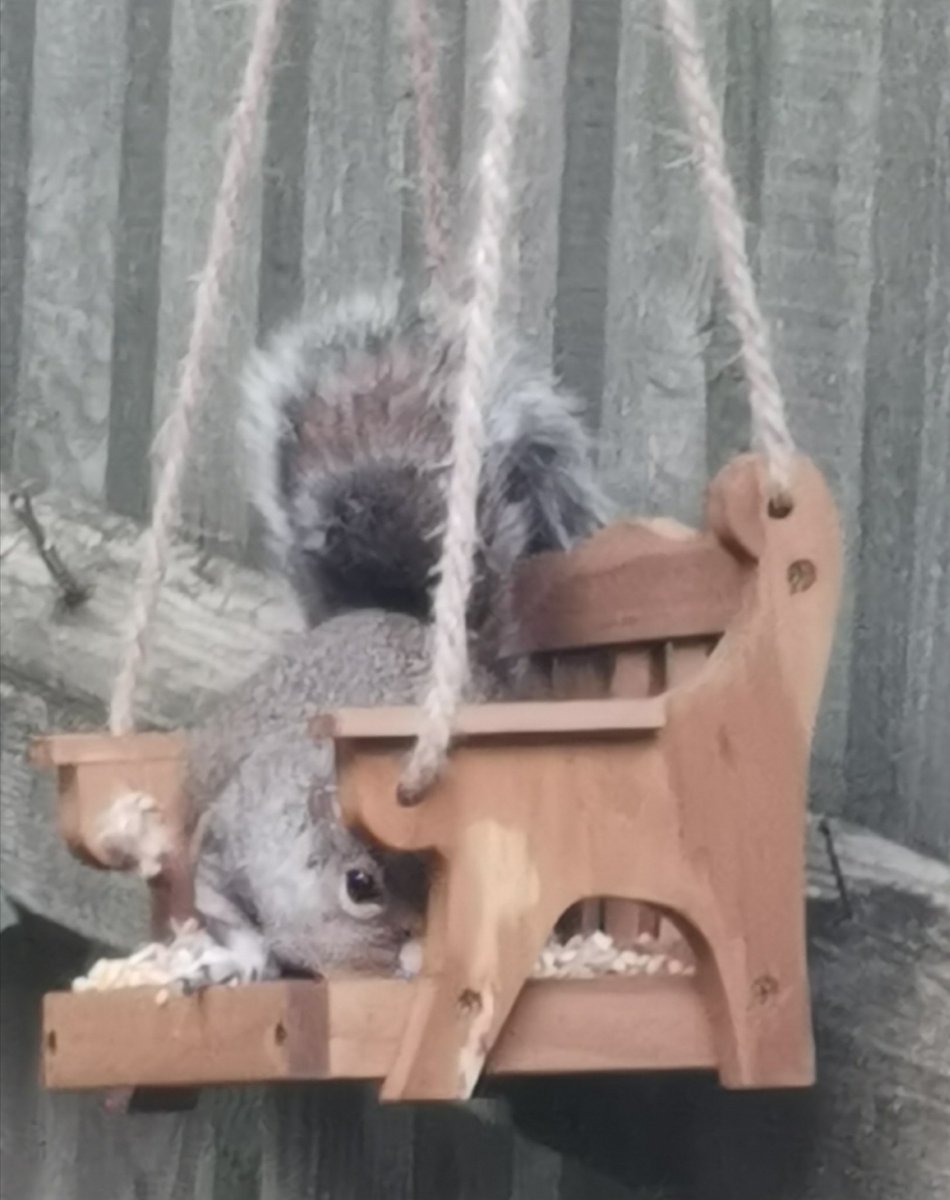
[0,0,37,473]
[152,0,264,555]
[599,0,725,520]
[0,486,298,728]
[105,0,174,523]
[552,0,621,426]
[459,0,571,349]
[257,0,315,339]
[399,0,468,303]
[845,0,950,853]
[752,0,885,814]
[11,0,125,498]
[300,0,409,313]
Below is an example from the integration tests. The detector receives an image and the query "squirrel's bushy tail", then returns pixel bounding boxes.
[242,286,609,639]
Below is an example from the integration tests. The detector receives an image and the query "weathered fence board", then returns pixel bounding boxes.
[0,0,37,474]
[104,0,173,524]
[152,0,264,552]
[11,0,125,498]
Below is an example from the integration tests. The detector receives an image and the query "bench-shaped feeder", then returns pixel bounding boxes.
[34,455,841,1102]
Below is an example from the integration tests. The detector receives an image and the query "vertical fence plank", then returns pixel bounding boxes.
[553,0,622,423]
[152,0,264,553]
[399,0,468,302]
[599,0,726,520]
[460,0,572,351]
[846,0,950,856]
[754,0,885,810]
[105,0,173,522]
[0,0,38,474]
[12,0,126,498]
[301,0,410,310]
[257,0,315,339]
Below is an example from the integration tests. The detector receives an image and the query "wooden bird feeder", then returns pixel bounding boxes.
[33,455,842,1102]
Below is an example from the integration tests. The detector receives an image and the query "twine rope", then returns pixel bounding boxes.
[109,0,287,734]
[661,0,796,499]
[399,0,539,800]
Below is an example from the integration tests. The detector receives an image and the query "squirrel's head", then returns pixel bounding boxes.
[261,814,428,977]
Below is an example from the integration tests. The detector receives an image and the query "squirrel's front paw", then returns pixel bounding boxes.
[172,936,264,994]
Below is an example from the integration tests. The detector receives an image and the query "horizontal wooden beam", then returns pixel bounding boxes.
[314,697,666,743]
[0,486,298,728]
[43,976,715,1092]
[510,522,744,655]
[30,731,187,768]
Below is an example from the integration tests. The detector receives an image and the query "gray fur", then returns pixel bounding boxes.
[182,609,500,982]
[241,287,610,657]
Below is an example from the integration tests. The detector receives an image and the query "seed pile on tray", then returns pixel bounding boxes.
[531,930,694,980]
[72,920,222,1002]
[72,924,695,999]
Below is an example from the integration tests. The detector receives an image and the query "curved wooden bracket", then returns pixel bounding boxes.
[30,731,193,934]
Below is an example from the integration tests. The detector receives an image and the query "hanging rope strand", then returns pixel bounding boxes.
[400,0,539,800]
[109,0,287,735]
[407,0,454,293]
[660,0,795,499]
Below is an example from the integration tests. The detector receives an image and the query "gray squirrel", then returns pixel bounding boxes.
[242,285,609,659]
[172,288,607,987]
[173,609,501,989]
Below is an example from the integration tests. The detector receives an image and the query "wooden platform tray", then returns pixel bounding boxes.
[43,975,715,1092]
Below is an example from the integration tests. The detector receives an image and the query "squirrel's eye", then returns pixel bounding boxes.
[345,868,383,905]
